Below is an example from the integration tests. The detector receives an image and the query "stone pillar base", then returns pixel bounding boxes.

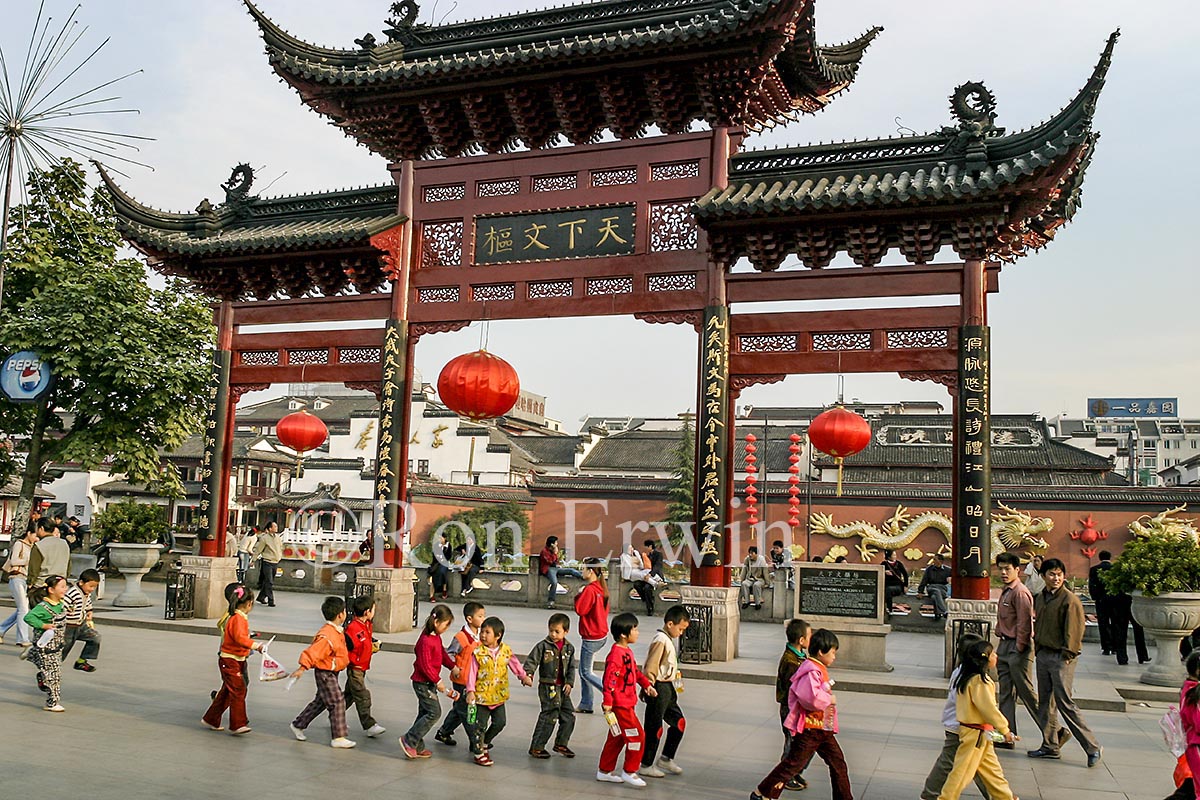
[356,567,416,633]
[680,585,740,661]
[944,597,999,677]
[181,556,239,620]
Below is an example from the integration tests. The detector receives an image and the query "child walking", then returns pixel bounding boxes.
[402,604,458,759]
[1179,650,1200,800]
[524,612,578,759]
[754,629,852,800]
[639,605,691,778]
[436,600,486,747]
[776,619,811,791]
[289,596,356,749]
[575,558,610,714]
[344,594,387,738]
[920,634,992,800]
[61,568,102,672]
[203,584,262,734]
[937,640,1018,800]
[465,616,533,766]
[597,612,657,787]
[21,574,69,712]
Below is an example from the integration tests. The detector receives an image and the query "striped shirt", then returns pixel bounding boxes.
[63,585,93,626]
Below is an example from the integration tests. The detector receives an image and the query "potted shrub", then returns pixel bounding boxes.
[93,500,167,607]
[1102,533,1200,686]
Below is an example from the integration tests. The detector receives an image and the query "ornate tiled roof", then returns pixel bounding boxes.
[579,429,684,472]
[98,164,403,299]
[695,31,1118,268]
[530,475,675,494]
[506,435,584,468]
[243,0,879,159]
[410,480,534,505]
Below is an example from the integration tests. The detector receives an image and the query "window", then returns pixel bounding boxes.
[417,459,430,474]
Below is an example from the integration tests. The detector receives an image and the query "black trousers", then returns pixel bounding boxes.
[642,681,684,766]
[1095,596,1114,652]
[1110,595,1150,664]
[256,560,276,604]
[631,580,654,614]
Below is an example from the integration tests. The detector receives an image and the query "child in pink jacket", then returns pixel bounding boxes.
[753,629,852,800]
[1181,651,1200,799]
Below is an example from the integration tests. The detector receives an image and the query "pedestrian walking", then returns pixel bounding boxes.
[1088,551,1116,655]
[936,640,1018,800]
[289,596,356,749]
[436,601,485,746]
[61,569,102,672]
[0,526,37,648]
[401,604,458,759]
[920,633,994,800]
[524,612,578,759]
[344,595,387,738]
[994,552,1039,742]
[638,605,690,778]
[202,584,262,734]
[596,613,656,787]
[252,521,282,607]
[574,558,610,714]
[22,574,69,712]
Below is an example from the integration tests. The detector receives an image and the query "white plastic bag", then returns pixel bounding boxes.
[258,637,288,682]
[1160,704,1187,758]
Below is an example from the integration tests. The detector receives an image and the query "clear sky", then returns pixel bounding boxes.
[5,0,1195,431]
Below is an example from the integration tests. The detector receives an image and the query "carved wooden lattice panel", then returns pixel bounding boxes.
[528,280,574,299]
[591,167,638,187]
[811,332,872,351]
[650,201,699,251]
[477,179,521,197]
[423,184,466,203]
[472,283,517,302]
[738,335,799,353]
[647,273,698,292]
[586,277,634,296]
[339,347,382,364]
[650,160,700,181]
[421,221,463,268]
[239,350,279,366]
[886,329,951,349]
[288,348,330,365]
[418,286,461,303]
[531,173,578,192]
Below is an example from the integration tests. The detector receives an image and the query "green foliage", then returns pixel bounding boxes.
[661,417,696,544]
[0,160,215,503]
[412,501,531,566]
[92,500,168,544]
[1101,535,1200,597]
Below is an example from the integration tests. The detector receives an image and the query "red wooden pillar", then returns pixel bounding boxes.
[199,301,234,557]
[953,259,991,600]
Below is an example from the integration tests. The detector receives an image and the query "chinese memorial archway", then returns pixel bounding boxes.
[100,0,1117,635]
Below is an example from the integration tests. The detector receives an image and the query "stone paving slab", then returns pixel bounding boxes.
[0,622,1180,800]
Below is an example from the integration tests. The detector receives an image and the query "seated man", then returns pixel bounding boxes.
[917,553,952,620]
[739,546,770,610]
[619,545,655,615]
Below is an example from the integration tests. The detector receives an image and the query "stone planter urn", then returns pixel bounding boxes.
[1131,591,1200,686]
[108,543,164,607]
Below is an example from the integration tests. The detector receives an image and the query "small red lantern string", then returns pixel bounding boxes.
[743,434,759,528]
[787,433,802,531]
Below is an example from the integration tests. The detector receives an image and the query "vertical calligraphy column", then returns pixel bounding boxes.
[693,306,731,587]
[953,260,991,600]
[199,301,233,557]
[373,319,410,565]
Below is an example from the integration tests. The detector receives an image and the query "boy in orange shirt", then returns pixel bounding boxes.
[289,596,355,749]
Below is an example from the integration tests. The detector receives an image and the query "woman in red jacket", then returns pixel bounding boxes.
[574,559,610,714]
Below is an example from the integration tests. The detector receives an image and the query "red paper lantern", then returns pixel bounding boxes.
[437,350,521,421]
[277,410,329,454]
[807,406,871,496]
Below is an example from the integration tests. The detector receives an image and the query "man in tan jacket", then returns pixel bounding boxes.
[252,520,283,607]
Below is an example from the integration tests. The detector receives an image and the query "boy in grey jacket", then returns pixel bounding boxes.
[524,612,578,758]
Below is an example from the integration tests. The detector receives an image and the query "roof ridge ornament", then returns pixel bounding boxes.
[942,81,1005,173]
[383,0,427,46]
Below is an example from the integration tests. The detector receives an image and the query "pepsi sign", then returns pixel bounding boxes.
[1,351,55,403]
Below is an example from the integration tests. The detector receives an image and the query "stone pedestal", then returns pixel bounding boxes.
[794,563,892,672]
[944,597,999,677]
[356,566,416,633]
[1132,592,1200,687]
[680,585,740,661]
[180,555,239,619]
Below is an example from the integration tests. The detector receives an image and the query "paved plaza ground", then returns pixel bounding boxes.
[0,583,1183,799]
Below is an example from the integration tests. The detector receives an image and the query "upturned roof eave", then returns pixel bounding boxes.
[114,214,405,259]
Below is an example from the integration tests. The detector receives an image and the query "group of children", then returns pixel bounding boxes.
[199,583,694,785]
[15,569,103,713]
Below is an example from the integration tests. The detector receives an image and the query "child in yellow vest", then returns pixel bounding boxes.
[465,616,533,766]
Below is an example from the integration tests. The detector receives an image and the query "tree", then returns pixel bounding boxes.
[413,501,532,567]
[661,415,696,543]
[0,160,214,531]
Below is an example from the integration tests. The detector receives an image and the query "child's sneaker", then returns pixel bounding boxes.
[434,730,457,746]
[201,719,225,731]
[596,771,623,783]
[44,704,65,712]
[553,745,576,758]
[416,749,432,758]
[657,757,683,775]
[230,726,252,735]
[400,739,419,759]
[529,748,551,759]
[638,764,665,778]
[620,771,647,788]
[289,724,307,741]
[473,752,494,766]
[36,673,48,693]
[331,738,357,749]
[18,646,31,661]
[365,724,387,737]
[73,659,96,672]
[784,776,807,791]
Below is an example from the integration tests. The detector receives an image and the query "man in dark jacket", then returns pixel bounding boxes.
[1087,551,1115,655]
[917,553,953,619]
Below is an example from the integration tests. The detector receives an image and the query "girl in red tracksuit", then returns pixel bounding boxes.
[597,612,657,787]
[1180,650,1200,800]
[202,585,261,734]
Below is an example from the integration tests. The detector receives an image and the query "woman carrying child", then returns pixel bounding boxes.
[21,574,69,712]
[937,639,1018,800]
[465,615,533,766]
[203,584,262,734]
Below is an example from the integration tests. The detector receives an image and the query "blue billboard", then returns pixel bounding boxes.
[1,351,55,403]
[1087,398,1179,418]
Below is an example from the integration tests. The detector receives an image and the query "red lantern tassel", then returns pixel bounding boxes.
[835,456,844,497]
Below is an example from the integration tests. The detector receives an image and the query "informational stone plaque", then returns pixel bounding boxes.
[797,565,880,620]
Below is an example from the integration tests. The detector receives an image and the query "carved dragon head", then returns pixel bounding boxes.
[993,502,1051,554]
[1129,505,1199,546]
